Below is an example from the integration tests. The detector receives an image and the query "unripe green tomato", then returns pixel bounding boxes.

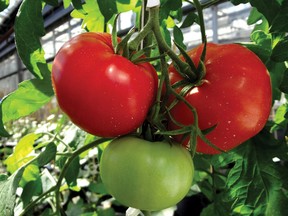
[100,136,194,211]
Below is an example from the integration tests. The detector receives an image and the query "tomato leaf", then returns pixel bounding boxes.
[21,178,42,207]
[0,136,56,212]
[97,0,117,23]
[247,7,263,25]
[0,0,9,12]
[0,168,25,216]
[160,0,182,21]
[249,0,288,33]
[0,66,54,136]
[4,133,40,174]
[37,142,57,167]
[14,0,46,79]
[211,134,288,215]
[180,12,198,28]
[71,0,105,32]
[65,156,80,188]
[4,133,41,186]
[240,42,271,63]
[173,25,186,50]
[71,0,87,15]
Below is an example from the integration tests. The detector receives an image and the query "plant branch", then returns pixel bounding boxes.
[54,138,111,214]
[20,186,56,216]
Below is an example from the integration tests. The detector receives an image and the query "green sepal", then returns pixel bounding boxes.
[174,40,198,81]
[116,27,136,57]
[112,13,121,53]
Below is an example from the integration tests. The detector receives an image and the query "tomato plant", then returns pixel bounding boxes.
[168,43,272,154]
[51,32,158,137]
[100,136,194,211]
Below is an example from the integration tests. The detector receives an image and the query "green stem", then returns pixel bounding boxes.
[193,0,207,44]
[128,6,197,81]
[158,49,199,158]
[149,7,197,81]
[20,186,56,216]
[55,138,111,214]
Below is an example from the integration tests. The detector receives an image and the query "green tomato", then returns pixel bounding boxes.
[100,136,194,211]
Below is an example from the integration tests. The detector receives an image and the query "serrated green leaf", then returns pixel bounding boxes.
[4,133,40,173]
[71,0,105,32]
[0,139,57,213]
[0,0,9,12]
[15,0,46,79]
[0,65,54,136]
[211,136,288,215]
[0,168,25,216]
[250,30,272,52]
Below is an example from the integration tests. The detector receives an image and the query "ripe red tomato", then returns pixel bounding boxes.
[168,43,272,154]
[52,32,158,137]
[100,136,194,211]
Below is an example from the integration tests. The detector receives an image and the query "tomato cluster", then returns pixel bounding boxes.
[51,32,272,211]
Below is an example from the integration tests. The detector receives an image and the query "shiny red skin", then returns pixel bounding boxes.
[52,32,158,137]
[168,43,272,154]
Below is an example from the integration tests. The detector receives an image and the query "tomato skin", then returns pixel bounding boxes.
[100,136,194,211]
[168,43,272,154]
[51,32,158,137]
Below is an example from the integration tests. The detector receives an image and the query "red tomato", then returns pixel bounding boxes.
[168,43,272,154]
[52,32,158,137]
